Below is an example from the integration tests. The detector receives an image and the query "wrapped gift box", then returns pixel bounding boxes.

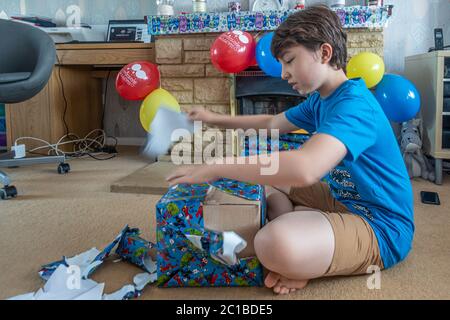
[155,179,266,287]
[242,133,311,156]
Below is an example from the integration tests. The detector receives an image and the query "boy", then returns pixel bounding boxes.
[167,5,414,295]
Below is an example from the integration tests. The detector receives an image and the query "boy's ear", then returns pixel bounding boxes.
[320,43,333,64]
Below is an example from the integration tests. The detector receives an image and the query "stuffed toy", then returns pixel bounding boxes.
[399,118,435,182]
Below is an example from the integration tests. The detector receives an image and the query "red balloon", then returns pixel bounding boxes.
[250,55,258,67]
[115,61,160,101]
[210,31,256,74]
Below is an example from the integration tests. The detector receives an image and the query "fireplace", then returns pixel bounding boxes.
[235,68,306,116]
[230,67,307,156]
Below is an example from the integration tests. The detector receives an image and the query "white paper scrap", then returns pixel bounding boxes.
[220,231,247,266]
[133,272,158,291]
[141,107,195,158]
[73,283,105,300]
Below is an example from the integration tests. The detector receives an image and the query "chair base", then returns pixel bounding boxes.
[1,170,17,200]
[0,154,66,168]
[0,154,70,200]
[0,169,11,186]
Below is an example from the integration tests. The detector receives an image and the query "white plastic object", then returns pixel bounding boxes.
[12,144,26,159]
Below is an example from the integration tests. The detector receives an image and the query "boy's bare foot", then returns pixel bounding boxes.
[264,271,309,295]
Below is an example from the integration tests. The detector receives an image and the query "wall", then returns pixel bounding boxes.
[1,0,448,74]
[382,0,450,74]
[0,0,155,25]
[1,0,449,141]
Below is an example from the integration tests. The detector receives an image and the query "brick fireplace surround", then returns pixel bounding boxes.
[155,29,384,156]
[156,29,384,116]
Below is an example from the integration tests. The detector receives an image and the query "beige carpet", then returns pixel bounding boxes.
[1,147,449,300]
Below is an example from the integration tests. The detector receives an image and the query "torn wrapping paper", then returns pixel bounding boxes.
[10,226,158,300]
[115,227,157,274]
[39,225,130,281]
[11,265,104,300]
[156,179,266,287]
[9,215,261,298]
[186,230,247,267]
[9,264,156,300]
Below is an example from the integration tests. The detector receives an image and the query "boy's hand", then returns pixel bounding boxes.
[166,165,220,186]
[187,106,216,124]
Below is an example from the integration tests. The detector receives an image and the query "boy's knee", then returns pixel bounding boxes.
[254,224,296,270]
[254,227,269,258]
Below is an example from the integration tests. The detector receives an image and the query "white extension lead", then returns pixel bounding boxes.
[14,129,112,158]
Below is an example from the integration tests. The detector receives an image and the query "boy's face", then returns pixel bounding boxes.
[279,44,329,95]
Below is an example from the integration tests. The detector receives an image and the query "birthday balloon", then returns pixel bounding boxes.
[116,61,160,101]
[139,88,181,132]
[374,74,421,123]
[210,31,256,74]
[256,32,282,78]
[347,52,385,89]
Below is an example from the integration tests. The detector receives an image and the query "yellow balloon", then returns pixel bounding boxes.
[139,88,181,132]
[347,52,385,88]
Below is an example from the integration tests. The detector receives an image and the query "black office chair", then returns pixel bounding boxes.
[0,19,69,200]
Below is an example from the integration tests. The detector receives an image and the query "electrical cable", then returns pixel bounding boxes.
[55,54,70,136]
[39,57,117,161]
[102,70,112,131]
[15,129,118,161]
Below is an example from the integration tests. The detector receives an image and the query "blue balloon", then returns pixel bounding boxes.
[256,32,282,78]
[374,74,421,123]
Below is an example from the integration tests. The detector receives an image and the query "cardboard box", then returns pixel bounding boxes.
[203,186,262,258]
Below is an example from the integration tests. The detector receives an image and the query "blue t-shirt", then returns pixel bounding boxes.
[285,78,414,269]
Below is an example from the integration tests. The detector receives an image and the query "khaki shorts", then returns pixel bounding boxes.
[287,182,384,277]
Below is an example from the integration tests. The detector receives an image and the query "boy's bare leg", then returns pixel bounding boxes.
[265,186,294,221]
[255,210,335,295]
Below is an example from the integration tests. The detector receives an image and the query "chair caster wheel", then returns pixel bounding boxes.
[58,163,70,174]
[1,185,18,200]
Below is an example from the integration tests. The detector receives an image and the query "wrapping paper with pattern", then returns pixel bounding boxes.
[115,228,156,274]
[39,225,130,281]
[242,133,310,156]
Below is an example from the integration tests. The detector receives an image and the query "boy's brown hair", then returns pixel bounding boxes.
[271,5,348,70]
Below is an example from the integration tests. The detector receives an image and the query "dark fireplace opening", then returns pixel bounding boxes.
[233,68,309,155]
[235,69,307,116]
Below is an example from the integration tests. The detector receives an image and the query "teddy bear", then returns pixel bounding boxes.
[399,118,435,182]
